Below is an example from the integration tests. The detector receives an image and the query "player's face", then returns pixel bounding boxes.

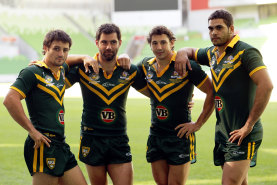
[208,18,234,47]
[150,34,174,61]
[44,40,70,67]
[96,33,122,62]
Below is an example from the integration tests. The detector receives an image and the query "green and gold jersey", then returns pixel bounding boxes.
[137,52,208,137]
[65,54,146,136]
[11,61,67,138]
[196,35,265,143]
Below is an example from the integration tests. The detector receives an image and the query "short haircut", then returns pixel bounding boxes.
[208,9,234,27]
[147,25,176,44]
[42,30,72,55]
[96,23,121,41]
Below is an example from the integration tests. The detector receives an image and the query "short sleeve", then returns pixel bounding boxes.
[241,48,266,76]
[65,64,81,87]
[196,47,214,66]
[188,60,208,88]
[11,68,37,98]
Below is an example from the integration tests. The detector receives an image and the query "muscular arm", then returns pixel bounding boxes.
[229,68,273,145]
[175,47,197,75]
[176,77,214,138]
[3,89,51,148]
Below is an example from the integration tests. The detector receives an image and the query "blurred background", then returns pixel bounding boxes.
[0,0,276,100]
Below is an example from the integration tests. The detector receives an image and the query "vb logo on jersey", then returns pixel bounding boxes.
[156,105,168,120]
[58,110,64,125]
[215,96,223,112]
[46,158,56,170]
[82,146,90,157]
[101,108,116,123]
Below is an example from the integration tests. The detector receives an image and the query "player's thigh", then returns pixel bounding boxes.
[168,162,191,185]
[86,164,108,185]
[222,160,250,185]
[107,162,133,185]
[33,172,59,185]
[151,160,169,185]
[59,166,87,185]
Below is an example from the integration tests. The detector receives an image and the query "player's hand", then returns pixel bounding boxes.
[83,56,99,74]
[175,122,200,139]
[117,53,131,70]
[29,129,51,149]
[175,50,192,76]
[228,125,253,146]
[188,94,194,112]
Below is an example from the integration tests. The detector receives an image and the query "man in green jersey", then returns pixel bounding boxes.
[136,25,214,185]
[175,9,273,185]
[64,24,149,185]
[3,30,87,185]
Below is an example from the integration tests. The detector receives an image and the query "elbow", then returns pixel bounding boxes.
[3,95,10,108]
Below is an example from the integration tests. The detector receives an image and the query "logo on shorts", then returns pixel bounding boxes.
[232,151,245,155]
[215,96,223,112]
[46,158,56,169]
[82,146,90,157]
[101,108,116,123]
[156,105,168,120]
[58,110,65,125]
[125,152,132,157]
[179,154,189,158]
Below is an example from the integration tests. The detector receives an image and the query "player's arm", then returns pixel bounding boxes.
[229,68,273,145]
[175,47,197,76]
[67,54,97,73]
[175,77,214,138]
[3,89,51,149]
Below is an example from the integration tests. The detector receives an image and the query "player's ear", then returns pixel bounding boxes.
[119,40,122,46]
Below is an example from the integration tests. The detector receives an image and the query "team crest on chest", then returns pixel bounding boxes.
[210,56,216,69]
[223,55,234,69]
[46,158,56,170]
[101,108,116,123]
[146,70,154,80]
[45,75,54,86]
[89,73,100,84]
[120,71,130,80]
[156,105,168,120]
[215,96,224,112]
[82,146,90,157]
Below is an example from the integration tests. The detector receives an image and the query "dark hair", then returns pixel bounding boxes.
[208,9,233,27]
[96,23,121,41]
[42,29,72,55]
[147,25,176,44]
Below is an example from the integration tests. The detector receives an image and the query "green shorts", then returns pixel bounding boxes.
[146,133,196,165]
[79,133,132,166]
[24,135,77,177]
[213,140,262,167]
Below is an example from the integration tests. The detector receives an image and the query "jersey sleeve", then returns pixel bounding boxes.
[10,67,37,99]
[195,47,214,66]
[132,63,147,91]
[65,64,81,88]
[241,48,266,77]
[188,60,209,88]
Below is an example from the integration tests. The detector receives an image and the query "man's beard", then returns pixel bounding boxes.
[102,50,117,61]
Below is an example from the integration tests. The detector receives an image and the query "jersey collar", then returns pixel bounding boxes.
[212,35,240,53]
[93,53,119,79]
[33,61,62,80]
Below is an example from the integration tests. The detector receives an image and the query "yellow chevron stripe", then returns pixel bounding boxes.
[35,74,65,96]
[148,79,189,102]
[212,50,244,82]
[33,148,38,172]
[213,61,242,92]
[10,86,26,99]
[195,49,199,61]
[37,84,64,106]
[79,68,137,96]
[137,85,148,92]
[249,66,266,77]
[65,77,72,88]
[80,78,133,105]
[39,143,44,172]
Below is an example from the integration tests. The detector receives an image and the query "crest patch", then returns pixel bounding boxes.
[46,158,56,169]
[82,146,90,157]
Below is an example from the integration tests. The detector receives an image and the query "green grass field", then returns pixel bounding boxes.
[0,98,277,185]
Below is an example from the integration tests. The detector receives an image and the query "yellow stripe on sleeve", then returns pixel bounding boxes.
[33,148,38,173]
[10,86,26,99]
